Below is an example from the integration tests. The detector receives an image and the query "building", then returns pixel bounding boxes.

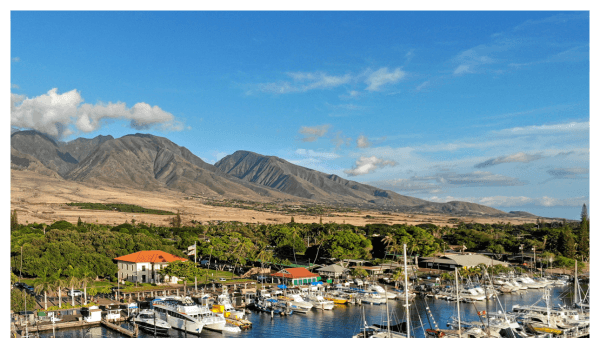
[114,250,187,284]
[316,264,349,278]
[418,253,508,271]
[271,267,321,286]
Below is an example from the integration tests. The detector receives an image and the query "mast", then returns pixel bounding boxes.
[404,243,410,338]
[385,286,391,337]
[455,267,462,338]
[574,260,579,304]
[194,241,198,294]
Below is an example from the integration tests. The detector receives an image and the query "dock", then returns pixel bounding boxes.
[101,319,137,337]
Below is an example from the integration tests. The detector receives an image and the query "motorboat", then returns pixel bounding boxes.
[152,296,238,333]
[133,309,171,335]
[306,294,335,310]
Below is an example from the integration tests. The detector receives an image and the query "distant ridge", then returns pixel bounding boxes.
[215,150,509,216]
[11,131,517,217]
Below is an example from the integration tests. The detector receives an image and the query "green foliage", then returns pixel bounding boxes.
[323,230,372,259]
[67,203,175,215]
[351,267,368,278]
[11,289,36,313]
[161,261,204,280]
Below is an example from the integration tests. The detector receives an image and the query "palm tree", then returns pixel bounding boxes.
[79,268,95,305]
[392,268,405,289]
[51,270,66,309]
[34,268,54,310]
[289,225,300,265]
[66,268,81,307]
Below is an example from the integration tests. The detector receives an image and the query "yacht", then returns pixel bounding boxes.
[152,296,239,333]
[369,284,397,299]
[151,297,204,335]
[133,309,171,335]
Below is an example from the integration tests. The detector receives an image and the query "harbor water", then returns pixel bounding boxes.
[37,284,585,338]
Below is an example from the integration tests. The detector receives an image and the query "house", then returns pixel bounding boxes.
[271,267,321,286]
[418,253,508,271]
[316,264,349,278]
[114,250,187,284]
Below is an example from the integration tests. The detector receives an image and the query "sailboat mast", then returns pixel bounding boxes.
[455,267,462,338]
[385,286,391,337]
[574,260,579,304]
[404,243,410,338]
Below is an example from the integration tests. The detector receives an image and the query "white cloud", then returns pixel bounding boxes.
[12,57,20,62]
[547,167,589,179]
[257,71,351,94]
[415,81,430,91]
[11,88,183,139]
[413,171,525,187]
[344,156,397,176]
[298,124,330,142]
[427,195,588,208]
[331,131,352,149]
[357,135,371,148]
[294,149,339,159]
[494,121,588,136]
[365,67,406,91]
[475,152,545,168]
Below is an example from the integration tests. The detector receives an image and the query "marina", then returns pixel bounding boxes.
[17,279,587,338]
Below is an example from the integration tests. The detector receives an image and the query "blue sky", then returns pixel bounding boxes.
[10,11,590,219]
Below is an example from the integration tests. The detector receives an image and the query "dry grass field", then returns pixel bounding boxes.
[11,169,541,228]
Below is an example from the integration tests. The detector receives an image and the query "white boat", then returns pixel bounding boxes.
[306,294,334,310]
[216,291,246,319]
[133,309,171,335]
[286,293,314,312]
[369,284,397,299]
[152,296,237,333]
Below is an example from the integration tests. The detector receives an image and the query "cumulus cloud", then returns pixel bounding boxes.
[427,195,588,208]
[298,124,330,142]
[365,67,406,91]
[357,135,371,148]
[547,167,589,179]
[11,88,182,139]
[344,156,397,176]
[475,152,544,168]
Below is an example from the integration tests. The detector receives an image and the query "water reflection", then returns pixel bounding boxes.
[39,285,584,338]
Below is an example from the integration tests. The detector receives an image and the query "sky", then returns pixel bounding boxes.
[9,11,590,219]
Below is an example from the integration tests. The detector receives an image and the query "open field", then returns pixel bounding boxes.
[11,169,542,228]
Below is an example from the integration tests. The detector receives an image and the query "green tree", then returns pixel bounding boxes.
[558,226,577,259]
[51,270,66,308]
[11,289,36,313]
[323,230,372,260]
[34,268,55,310]
[11,209,18,229]
[351,267,368,278]
[66,267,81,307]
[578,217,589,261]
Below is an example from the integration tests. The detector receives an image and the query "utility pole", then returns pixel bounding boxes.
[532,246,536,277]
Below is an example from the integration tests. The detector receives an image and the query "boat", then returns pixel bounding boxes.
[152,296,236,333]
[133,309,171,335]
[306,294,335,310]
[215,291,246,320]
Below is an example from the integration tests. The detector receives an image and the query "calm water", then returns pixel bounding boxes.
[38,285,584,338]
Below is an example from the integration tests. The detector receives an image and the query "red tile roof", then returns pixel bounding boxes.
[271,267,319,279]
[114,250,187,263]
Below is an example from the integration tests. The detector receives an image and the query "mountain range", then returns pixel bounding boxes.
[11,130,517,217]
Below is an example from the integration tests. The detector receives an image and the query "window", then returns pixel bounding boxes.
[142,265,146,271]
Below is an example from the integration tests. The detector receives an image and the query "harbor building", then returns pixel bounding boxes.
[271,267,321,286]
[114,250,188,284]
[418,253,508,271]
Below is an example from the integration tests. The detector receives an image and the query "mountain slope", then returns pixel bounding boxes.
[215,150,508,216]
[11,130,78,176]
[65,134,282,198]
[59,135,114,162]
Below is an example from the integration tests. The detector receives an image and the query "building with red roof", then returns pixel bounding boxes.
[271,267,320,286]
[114,250,187,284]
